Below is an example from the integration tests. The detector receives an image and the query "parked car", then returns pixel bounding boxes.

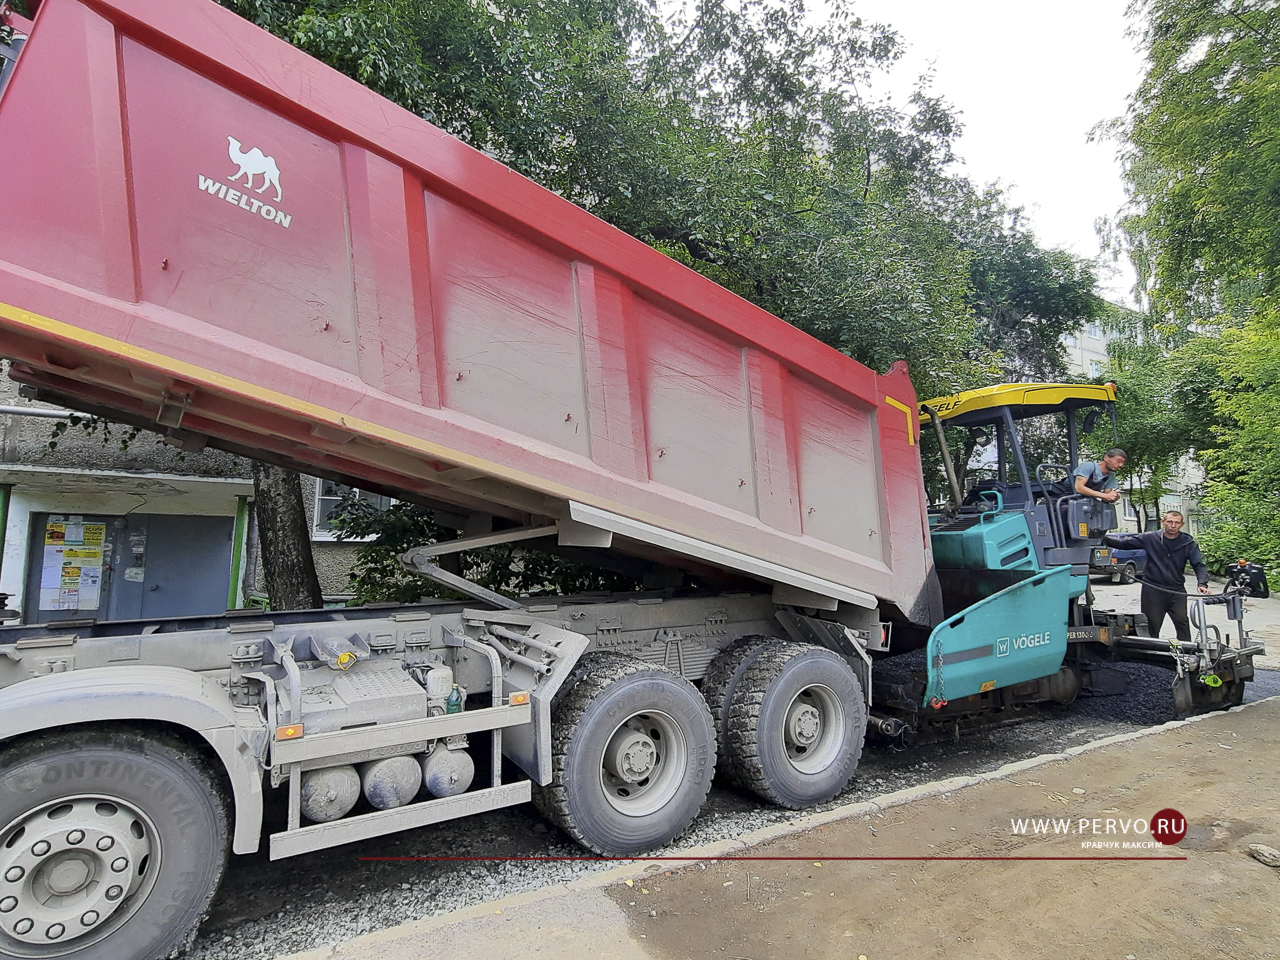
[1092,547,1146,584]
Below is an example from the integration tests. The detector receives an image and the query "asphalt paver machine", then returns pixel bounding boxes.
[894,383,1264,724]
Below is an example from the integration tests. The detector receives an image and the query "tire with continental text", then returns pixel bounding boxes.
[0,727,230,960]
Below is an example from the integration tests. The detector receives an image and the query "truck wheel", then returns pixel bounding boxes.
[532,653,715,856]
[1119,563,1137,585]
[700,636,775,779]
[0,728,229,960]
[725,643,866,808]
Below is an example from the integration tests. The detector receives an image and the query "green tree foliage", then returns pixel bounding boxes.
[1119,0,1280,571]
[214,0,1097,396]
[1089,305,1219,527]
[1195,315,1280,573]
[1121,0,1280,318]
[957,190,1105,381]
[214,0,1106,596]
[1202,309,1280,497]
[1196,483,1280,574]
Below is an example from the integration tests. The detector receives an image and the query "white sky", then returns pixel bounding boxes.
[849,0,1146,306]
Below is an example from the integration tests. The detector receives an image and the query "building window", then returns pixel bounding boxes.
[1062,333,1077,347]
[1086,322,1101,339]
[1088,359,1102,377]
[312,480,392,540]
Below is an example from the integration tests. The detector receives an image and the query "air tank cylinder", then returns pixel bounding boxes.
[299,765,361,823]
[358,756,422,810]
[421,746,475,798]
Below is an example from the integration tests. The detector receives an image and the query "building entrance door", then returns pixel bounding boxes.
[23,513,233,623]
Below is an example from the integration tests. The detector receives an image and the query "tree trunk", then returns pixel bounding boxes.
[252,461,323,611]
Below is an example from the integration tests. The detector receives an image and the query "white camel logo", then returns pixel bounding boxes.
[226,136,282,203]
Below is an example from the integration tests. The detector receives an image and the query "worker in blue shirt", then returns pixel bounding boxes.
[1104,510,1211,644]
[1073,448,1126,503]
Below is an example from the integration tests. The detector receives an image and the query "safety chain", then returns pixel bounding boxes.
[929,637,948,710]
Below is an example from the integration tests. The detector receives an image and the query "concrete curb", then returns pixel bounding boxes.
[276,695,1278,960]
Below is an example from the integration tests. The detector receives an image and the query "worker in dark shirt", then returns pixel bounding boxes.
[1104,510,1210,644]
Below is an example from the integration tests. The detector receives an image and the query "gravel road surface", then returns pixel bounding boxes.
[189,581,1277,960]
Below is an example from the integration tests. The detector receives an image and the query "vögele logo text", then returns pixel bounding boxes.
[196,135,292,228]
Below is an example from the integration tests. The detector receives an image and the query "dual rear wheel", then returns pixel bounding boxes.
[532,653,715,856]
[709,640,866,808]
[535,641,866,854]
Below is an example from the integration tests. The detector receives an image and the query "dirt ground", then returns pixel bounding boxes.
[284,698,1280,960]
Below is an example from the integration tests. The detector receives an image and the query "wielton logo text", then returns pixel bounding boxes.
[196,136,292,228]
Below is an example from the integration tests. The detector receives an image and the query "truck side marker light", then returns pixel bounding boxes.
[276,724,305,740]
[884,397,915,445]
[509,692,530,705]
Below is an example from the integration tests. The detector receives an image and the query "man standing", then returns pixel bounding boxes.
[1104,510,1211,644]
[1073,448,1126,503]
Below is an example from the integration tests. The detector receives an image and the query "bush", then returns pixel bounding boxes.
[1195,483,1280,581]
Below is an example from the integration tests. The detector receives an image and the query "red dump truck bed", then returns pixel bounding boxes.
[0,0,938,624]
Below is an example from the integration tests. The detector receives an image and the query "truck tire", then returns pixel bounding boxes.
[725,643,866,809]
[0,727,230,960]
[700,635,776,779]
[532,653,715,856]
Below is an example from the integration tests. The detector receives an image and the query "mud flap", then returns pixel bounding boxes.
[924,566,1072,704]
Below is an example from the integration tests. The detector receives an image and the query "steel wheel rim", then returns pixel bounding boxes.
[599,710,687,817]
[0,795,160,957]
[781,683,845,774]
